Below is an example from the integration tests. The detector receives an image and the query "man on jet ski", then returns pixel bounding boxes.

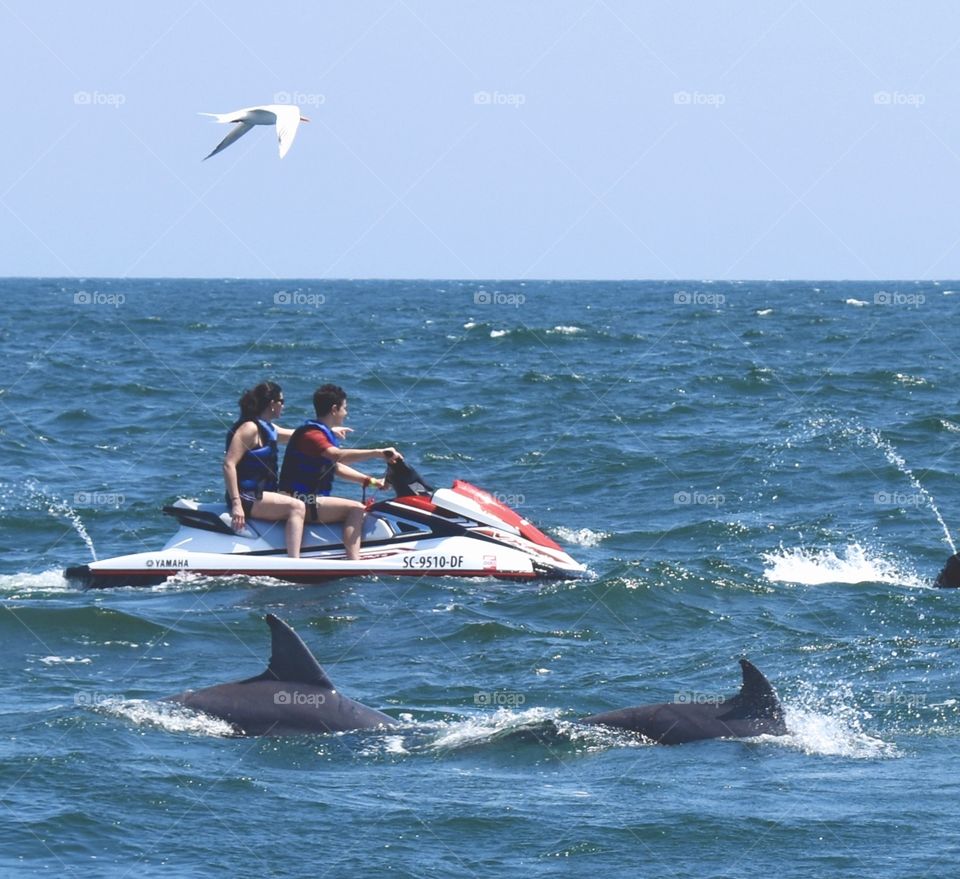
[278,384,401,560]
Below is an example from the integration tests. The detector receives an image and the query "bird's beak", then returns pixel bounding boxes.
[300,116,311,123]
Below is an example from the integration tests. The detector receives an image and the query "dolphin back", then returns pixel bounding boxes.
[581,658,788,744]
[164,614,397,735]
[935,552,960,588]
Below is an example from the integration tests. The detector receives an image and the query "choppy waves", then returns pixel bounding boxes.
[5,280,960,876]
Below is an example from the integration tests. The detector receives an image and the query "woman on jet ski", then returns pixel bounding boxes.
[223,381,310,557]
[279,384,401,560]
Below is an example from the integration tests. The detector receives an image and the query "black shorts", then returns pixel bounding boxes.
[290,492,328,524]
[227,490,261,518]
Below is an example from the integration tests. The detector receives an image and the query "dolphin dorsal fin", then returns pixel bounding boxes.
[734,658,782,719]
[261,614,334,688]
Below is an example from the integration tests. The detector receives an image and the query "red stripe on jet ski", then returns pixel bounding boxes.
[452,480,562,551]
[391,496,438,513]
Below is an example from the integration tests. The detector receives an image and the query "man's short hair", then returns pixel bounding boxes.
[313,384,347,418]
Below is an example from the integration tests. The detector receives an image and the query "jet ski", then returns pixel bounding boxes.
[65,460,586,589]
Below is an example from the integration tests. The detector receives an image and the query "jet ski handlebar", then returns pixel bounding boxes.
[382,457,435,498]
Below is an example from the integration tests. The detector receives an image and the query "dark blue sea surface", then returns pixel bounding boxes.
[1,279,959,877]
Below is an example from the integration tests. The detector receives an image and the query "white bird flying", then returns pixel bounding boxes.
[199,104,309,160]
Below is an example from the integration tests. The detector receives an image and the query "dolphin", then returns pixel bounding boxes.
[166,614,398,736]
[581,659,787,745]
[934,552,960,587]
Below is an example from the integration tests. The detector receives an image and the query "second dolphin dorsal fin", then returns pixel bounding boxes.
[720,658,783,721]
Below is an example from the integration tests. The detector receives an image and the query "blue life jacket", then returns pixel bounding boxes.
[226,418,279,494]
[278,420,339,499]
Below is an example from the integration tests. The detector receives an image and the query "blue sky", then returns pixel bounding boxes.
[2,1,959,279]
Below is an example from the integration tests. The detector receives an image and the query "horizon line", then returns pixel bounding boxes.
[1,275,956,284]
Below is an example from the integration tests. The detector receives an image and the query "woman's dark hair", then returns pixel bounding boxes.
[313,384,346,418]
[239,381,282,420]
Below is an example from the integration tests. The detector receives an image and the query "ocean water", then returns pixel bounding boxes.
[2,279,960,877]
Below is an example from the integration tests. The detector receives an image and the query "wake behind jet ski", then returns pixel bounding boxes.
[65,459,586,589]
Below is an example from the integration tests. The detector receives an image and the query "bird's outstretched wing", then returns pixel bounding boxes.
[274,106,303,159]
[203,121,255,161]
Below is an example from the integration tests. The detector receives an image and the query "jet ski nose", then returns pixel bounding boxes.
[65,564,93,588]
[65,562,169,590]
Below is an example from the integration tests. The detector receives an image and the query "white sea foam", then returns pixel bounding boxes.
[550,325,583,334]
[382,735,410,755]
[893,373,928,387]
[0,570,72,593]
[773,684,898,759]
[490,329,509,338]
[353,733,411,758]
[762,543,924,588]
[615,578,647,590]
[755,308,773,316]
[428,707,560,751]
[845,298,869,307]
[553,526,608,547]
[95,698,237,737]
[39,655,92,666]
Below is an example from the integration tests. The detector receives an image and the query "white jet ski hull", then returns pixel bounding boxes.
[66,482,586,588]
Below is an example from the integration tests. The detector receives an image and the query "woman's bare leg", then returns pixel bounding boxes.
[250,493,306,558]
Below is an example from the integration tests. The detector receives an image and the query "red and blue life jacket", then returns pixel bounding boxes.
[278,420,340,499]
